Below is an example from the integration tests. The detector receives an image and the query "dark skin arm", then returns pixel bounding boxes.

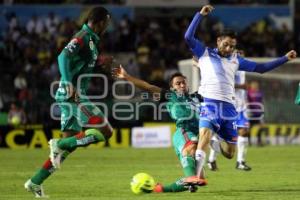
[112,65,162,94]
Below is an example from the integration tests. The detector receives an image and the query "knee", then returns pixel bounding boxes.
[100,125,113,139]
[227,152,235,159]
[226,148,235,159]
[238,128,249,137]
[199,128,212,145]
[182,143,197,157]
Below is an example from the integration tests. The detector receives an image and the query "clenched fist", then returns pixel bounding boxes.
[200,5,214,16]
[285,50,297,61]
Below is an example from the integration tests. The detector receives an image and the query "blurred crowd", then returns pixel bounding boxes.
[1,0,289,5]
[0,9,297,124]
[1,0,125,4]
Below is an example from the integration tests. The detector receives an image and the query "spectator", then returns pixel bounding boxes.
[248,81,265,146]
[7,102,27,125]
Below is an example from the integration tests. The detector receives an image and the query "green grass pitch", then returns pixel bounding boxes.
[0,146,300,200]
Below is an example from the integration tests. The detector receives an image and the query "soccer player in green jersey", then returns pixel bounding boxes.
[24,7,113,197]
[113,65,206,193]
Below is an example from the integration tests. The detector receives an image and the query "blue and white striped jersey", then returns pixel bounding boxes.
[185,12,288,105]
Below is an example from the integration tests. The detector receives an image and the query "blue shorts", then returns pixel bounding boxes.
[199,98,238,144]
[236,111,250,128]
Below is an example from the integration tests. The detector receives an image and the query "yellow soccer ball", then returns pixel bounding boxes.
[11,116,21,126]
[130,173,155,194]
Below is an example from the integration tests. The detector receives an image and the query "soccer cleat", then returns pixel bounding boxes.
[207,161,218,171]
[49,139,65,169]
[236,161,252,171]
[188,185,198,193]
[24,179,48,198]
[153,183,163,193]
[182,176,207,186]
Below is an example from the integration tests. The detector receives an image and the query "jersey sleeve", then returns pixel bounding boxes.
[184,12,206,58]
[237,56,257,72]
[63,37,85,56]
[238,55,288,73]
[57,37,85,83]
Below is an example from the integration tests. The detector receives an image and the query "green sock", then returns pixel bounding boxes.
[58,129,105,151]
[31,151,71,185]
[162,178,188,192]
[181,155,196,176]
[31,168,53,185]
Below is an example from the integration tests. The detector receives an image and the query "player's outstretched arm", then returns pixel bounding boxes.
[112,65,162,94]
[184,5,213,58]
[238,50,297,73]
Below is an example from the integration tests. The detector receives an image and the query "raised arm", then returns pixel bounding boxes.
[184,5,213,58]
[238,50,297,73]
[112,65,162,94]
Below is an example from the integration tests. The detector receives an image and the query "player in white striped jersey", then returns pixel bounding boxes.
[184,4,297,184]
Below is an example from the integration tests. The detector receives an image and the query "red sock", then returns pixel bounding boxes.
[42,158,53,171]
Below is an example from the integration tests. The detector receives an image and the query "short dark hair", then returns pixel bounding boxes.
[217,29,237,39]
[169,72,186,87]
[86,7,110,24]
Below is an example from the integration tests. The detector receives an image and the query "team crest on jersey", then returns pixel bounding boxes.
[66,38,79,53]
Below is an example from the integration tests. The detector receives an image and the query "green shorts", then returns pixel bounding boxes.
[58,99,105,132]
[173,128,198,158]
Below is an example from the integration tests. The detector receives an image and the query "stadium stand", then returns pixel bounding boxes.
[0,1,298,125]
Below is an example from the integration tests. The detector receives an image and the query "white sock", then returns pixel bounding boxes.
[210,134,221,153]
[208,149,218,162]
[195,149,206,177]
[237,136,249,163]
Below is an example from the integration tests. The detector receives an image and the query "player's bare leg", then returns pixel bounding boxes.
[219,141,235,159]
[183,128,211,187]
[195,128,212,178]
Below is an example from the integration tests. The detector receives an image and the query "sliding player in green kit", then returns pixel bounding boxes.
[24,7,113,197]
[113,65,207,193]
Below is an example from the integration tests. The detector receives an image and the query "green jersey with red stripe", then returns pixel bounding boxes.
[55,24,100,102]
